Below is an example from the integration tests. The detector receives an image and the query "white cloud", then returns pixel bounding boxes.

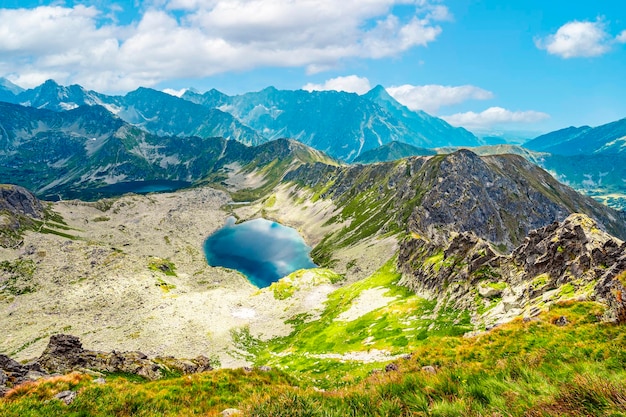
[617,30,626,44]
[386,84,493,113]
[442,107,550,129]
[0,1,450,92]
[535,19,620,58]
[303,75,372,95]
[162,88,188,97]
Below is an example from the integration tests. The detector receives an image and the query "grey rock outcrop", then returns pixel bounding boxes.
[54,390,77,405]
[0,354,45,396]
[0,334,216,396]
[398,213,626,326]
[0,184,44,220]
[0,184,47,247]
[37,334,214,380]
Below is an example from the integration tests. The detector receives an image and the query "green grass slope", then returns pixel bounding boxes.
[1,301,623,416]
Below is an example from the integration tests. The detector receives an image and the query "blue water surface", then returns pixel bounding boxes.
[44,180,192,201]
[204,218,317,288]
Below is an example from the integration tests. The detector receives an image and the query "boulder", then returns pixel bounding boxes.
[478,285,501,298]
[421,365,437,374]
[54,390,77,405]
[38,334,87,374]
[384,363,398,372]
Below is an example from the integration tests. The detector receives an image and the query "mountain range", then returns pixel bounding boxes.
[525,119,626,155]
[2,77,626,416]
[0,100,340,201]
[0,78,481,161]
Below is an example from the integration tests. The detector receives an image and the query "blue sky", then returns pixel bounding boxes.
[0,0,625,135]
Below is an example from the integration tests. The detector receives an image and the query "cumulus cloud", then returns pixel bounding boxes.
[442,107,550,129]
[0,1,450,92]
[303,75,372,95]
[535,19,624,58]
[386,84,493,113]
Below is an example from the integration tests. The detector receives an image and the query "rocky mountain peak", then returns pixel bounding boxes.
[0,77,24,95]
[410,150,570,247]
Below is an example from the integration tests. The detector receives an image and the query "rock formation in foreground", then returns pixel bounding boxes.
[398,213,626,327]
[0,334,215,397]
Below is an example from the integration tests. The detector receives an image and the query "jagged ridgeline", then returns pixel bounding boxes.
[1,79,481,161]
[282,149,626,254]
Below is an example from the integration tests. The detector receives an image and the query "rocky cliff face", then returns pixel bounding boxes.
[0,184,44,220]
[398,213,626,327]
[0,184,46,248]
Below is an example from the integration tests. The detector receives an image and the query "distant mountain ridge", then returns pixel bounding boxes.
[0,78,482,161]
[525,119,626,155]
[0,78,24,103]
[0,101,337,200]
[182,85,482,161]
[0,79,263,146]
[353,141,436,164]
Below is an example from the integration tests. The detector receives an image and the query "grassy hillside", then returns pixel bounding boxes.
[1,301,624,416]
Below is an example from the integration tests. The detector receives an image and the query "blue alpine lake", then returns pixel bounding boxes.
[203,217,317,288]
[44,180,192,201]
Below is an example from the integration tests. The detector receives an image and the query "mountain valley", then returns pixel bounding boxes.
[0,80,625,416]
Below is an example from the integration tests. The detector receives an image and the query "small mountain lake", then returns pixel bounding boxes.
[45,180,192,201]
[204,218,317,288]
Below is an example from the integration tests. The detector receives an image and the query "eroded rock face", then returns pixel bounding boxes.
[594,254,626,323]
[0,185,45,220]
[398,213,626,326]
[512,214,617,286]
[0,334,215,396]
[0,184,47,247]
[38,334,87,374]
